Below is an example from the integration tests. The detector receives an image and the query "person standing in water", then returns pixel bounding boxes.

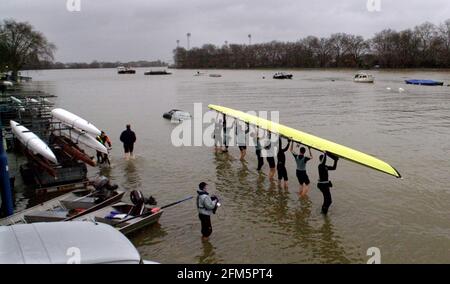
[119,124,136,160]
[235,121,249,160]
[197,182,219,241]
[277,137,291,189]
[262,132,277,181]
[213,115,223,153]
[317,153,338,214]
[96,131,112,165]
[290,142,313,197]
[251,129,264,171]
[222,114,229,153]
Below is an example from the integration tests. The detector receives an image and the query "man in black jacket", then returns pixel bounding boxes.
[120,124,137,160]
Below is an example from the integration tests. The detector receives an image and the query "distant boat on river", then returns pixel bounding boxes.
[117,66,136,74]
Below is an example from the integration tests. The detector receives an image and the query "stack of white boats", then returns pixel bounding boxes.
[10,108,107,168]
[51,108,108,156]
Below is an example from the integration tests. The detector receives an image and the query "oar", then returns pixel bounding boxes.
[112,196,193,227]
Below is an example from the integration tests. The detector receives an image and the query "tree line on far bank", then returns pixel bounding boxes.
[0,19,167,80]
[29,60,168,70]
[174,19,450,69]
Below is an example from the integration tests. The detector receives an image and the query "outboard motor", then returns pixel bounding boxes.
[92,176,118,203]
[130,190,157,206]
[130,190,145,206]
[93,176,109,190]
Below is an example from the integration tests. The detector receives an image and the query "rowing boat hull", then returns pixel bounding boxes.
[10,120,58,164]
[51,108,101,136]
[57,129,108,154]
[208,104,401,178]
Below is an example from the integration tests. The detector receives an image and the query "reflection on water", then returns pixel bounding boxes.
[213,147,362,263]
[197,240,218,264]
[120,159,142,190]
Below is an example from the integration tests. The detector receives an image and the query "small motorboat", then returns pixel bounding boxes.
[162,109,191,121]
[405,79,444,86]
[194,71,206,76]
[0,222,155,264]
[117,66,136,74]
[74,190,162,236]
[273,72,293,79]
[209,74,222,78]
[0,178,125,225]
[354,73,375,83]
[144,70,172,75]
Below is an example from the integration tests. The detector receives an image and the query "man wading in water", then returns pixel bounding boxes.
[197,182,219,241]
[317,153,338,214]
[120,124,137,160]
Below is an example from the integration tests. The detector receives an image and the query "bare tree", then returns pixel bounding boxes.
[0,19,56,79]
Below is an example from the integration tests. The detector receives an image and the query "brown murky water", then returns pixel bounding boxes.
[9,68,450,263]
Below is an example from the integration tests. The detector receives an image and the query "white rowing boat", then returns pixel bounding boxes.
[51,108,101,136]
[56,128,108,154]
[10,96,22,104]
[1,80,13,87]
[10,120,58,164]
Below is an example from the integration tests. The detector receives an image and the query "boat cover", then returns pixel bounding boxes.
[0,222,142,264]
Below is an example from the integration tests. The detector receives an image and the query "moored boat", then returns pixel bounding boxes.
[73,191,162,235]
[162,109,191,121]
[0,180,125,225]
[354,72,375,83]
[405,79,444,86]
[209,74,222,78]
[117,66,136,74]
[144,70,172,75]
[273,72,293,79]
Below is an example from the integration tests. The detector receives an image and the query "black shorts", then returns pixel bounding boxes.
[296,170,310,185]
[239,145,247,151]
[266,157,276,168]
[277,165,288,181]
[199,214,212,237]
[123,143,134,153]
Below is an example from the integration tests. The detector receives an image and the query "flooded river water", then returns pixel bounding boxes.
[9,68,450,263]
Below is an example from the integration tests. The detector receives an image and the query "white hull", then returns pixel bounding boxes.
[172,111,191,121]
[1,81,13,87]
[57,128,108,154]
[354,78,374,83]
[10,96,22,104]
[10,120,58,164]
[52,108,101,136]
[354,73,374,83]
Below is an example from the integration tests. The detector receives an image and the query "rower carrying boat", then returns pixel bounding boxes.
[208,104,401,178]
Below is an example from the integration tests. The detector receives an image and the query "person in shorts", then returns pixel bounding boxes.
[290,142,313,197]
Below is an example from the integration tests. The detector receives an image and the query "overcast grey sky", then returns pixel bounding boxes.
[2,0,450,63]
